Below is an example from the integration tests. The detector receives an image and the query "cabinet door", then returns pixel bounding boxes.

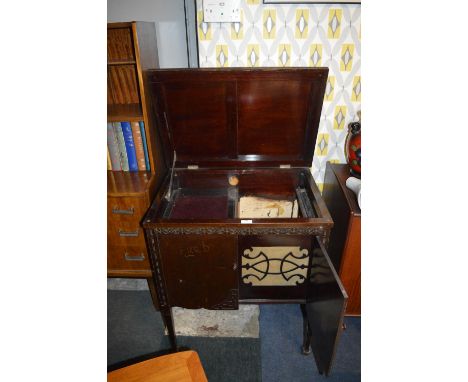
[158,235,238,309]
[306,236,348,376]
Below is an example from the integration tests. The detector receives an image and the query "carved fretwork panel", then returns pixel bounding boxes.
[146,230,169,309]
[242,246,309,286]
[151,226,325,236]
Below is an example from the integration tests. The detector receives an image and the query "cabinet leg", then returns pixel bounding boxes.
[146,278,159,311]
[161,308,177,351]
[300,304,312,355]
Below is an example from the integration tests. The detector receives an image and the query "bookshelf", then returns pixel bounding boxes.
[107,21,165,309]
[107,103,143,122]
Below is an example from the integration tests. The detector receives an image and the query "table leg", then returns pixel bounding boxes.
[300,304,312,355]
[160,307,177,351]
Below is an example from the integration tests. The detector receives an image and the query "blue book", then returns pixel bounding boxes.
[121,121,138,172]
[112,122,129,171]
[139,121,151,171]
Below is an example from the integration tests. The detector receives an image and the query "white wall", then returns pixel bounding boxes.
[107,0,189,68]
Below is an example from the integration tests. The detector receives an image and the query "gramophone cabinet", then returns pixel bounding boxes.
[142,68,348,376]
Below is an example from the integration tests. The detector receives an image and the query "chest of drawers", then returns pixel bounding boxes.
[107,171,160,308]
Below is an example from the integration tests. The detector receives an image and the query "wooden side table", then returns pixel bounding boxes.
[107,351,208,382]
[322,163,361,316]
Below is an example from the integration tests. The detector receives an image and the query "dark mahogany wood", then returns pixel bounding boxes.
[148,68,328,168]
[142,68,347,376]
[305,237,348,376]
[144,168,332,229]
[322,163,361,315]
[158,235,238,309]
[300,304,312,355]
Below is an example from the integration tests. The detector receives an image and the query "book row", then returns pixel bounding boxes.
[107,121,150,171]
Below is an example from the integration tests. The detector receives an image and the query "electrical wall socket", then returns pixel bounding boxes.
[203,0,241,23]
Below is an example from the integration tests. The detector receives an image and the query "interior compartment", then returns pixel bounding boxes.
[157,169,319,220]
[147,69,328,222]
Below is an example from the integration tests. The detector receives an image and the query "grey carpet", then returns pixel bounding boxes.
[108,290,262,382]
[108,290,360,381]
[260,304,361,382]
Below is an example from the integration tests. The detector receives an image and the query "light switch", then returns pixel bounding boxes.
[203,0,241,23]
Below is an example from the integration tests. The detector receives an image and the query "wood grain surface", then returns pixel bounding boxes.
[107,21,163,311]
[148,68,328,168]
[107,351,207,382]
[322,163,361,315]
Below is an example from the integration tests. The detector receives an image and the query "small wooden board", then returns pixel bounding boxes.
[107,351,207,382]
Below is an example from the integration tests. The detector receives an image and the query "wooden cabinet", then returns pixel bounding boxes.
[143,69,348,376]
[322,163,361,316]
[107,22,166,308]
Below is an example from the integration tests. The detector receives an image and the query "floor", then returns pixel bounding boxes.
[260,304,361,382]
[108,290,262,381]
[108,288,361,381]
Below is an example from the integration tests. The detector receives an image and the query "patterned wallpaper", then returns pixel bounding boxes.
[196,0,361,190]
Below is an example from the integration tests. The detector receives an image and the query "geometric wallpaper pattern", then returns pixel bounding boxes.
[196,0,361,190]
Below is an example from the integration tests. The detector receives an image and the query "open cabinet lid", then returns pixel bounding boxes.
[148,68,328,168]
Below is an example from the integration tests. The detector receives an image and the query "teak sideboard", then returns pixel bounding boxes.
[142,68,348,376]
[323,163,361,315]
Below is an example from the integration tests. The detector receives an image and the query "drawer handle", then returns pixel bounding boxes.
[119,229,139,237]
[112,207,134,215]
[124,253,145,261]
